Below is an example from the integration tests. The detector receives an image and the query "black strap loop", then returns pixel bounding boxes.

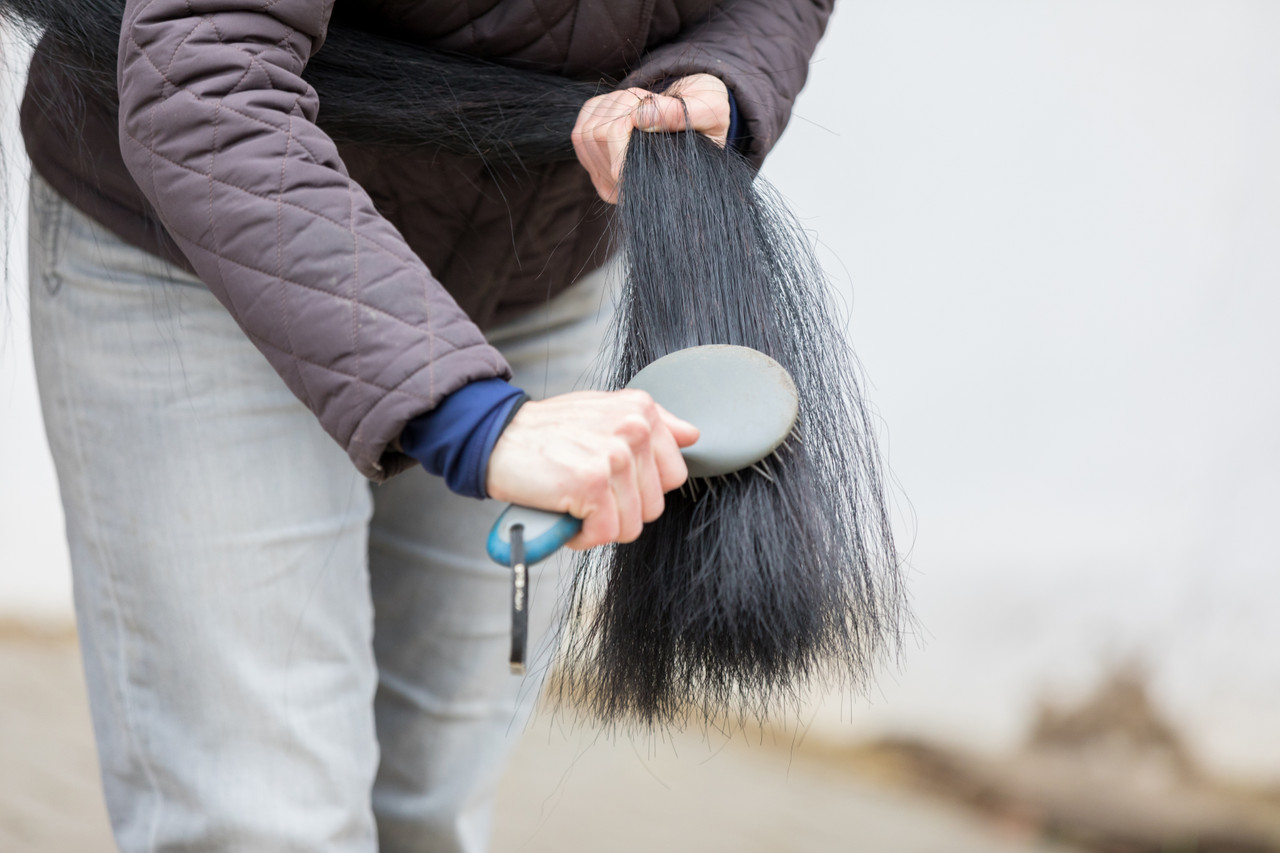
[508,523,528,674]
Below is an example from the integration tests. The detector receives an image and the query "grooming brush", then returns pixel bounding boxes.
[487,344,799,673]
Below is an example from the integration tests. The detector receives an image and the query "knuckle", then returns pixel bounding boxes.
[606,443,633,474]
[635,395,660,422]
[616,414,652,447]
[582,465,611,495]
[620,388,653,407]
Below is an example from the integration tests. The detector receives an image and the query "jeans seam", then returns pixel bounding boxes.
[31,175,66,295]
[30,172,167,850]
[42,390,171,853]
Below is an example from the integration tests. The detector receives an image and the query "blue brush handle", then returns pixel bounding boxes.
[486,505,582,567]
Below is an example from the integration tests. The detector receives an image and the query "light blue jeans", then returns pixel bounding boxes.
[28,173,610,852]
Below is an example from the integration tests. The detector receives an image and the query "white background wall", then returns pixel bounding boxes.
[1,32,65,620]
[3,2,1278,782]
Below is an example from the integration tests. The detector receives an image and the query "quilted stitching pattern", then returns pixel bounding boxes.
[109,0,832,480]
[119,0,510,480]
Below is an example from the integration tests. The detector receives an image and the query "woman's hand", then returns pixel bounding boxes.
[485,390,700,550]
[571,73,731,204]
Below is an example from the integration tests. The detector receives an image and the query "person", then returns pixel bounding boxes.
[19,0,835,849]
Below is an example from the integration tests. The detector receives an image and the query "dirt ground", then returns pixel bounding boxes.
[0,627,1078,853]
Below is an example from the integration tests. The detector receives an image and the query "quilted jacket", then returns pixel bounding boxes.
[21,0,834,479]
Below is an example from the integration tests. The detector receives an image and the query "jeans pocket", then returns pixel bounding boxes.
[29,174,66,296]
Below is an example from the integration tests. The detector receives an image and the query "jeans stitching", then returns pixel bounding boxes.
[31,175,65,295]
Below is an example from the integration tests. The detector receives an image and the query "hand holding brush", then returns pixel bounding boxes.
[486,390,699,552]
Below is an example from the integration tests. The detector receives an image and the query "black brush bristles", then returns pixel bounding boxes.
[553,129,906,730]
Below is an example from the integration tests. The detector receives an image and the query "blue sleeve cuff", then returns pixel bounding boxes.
[725,88,747,153]
[400,378,528,500]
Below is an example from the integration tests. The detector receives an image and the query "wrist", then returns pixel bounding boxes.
[400,378,527,500]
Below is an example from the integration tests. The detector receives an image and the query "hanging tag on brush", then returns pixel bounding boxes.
[486,344,800,567]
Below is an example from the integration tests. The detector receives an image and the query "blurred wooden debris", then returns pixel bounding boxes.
[797,663,1280,853]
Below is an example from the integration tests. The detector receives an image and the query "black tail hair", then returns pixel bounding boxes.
[555,129,906,729]
[2,0,908,730]
[1,0,600,163]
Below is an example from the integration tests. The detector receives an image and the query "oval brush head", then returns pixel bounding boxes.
[487,344,799,567]
[625,345,797,479]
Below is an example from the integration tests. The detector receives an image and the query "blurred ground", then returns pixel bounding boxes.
[3,624,1276,853]
[0,623,1071,853]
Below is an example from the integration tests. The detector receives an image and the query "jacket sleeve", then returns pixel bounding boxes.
[117,0,511,481]
[625,0,835,167]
